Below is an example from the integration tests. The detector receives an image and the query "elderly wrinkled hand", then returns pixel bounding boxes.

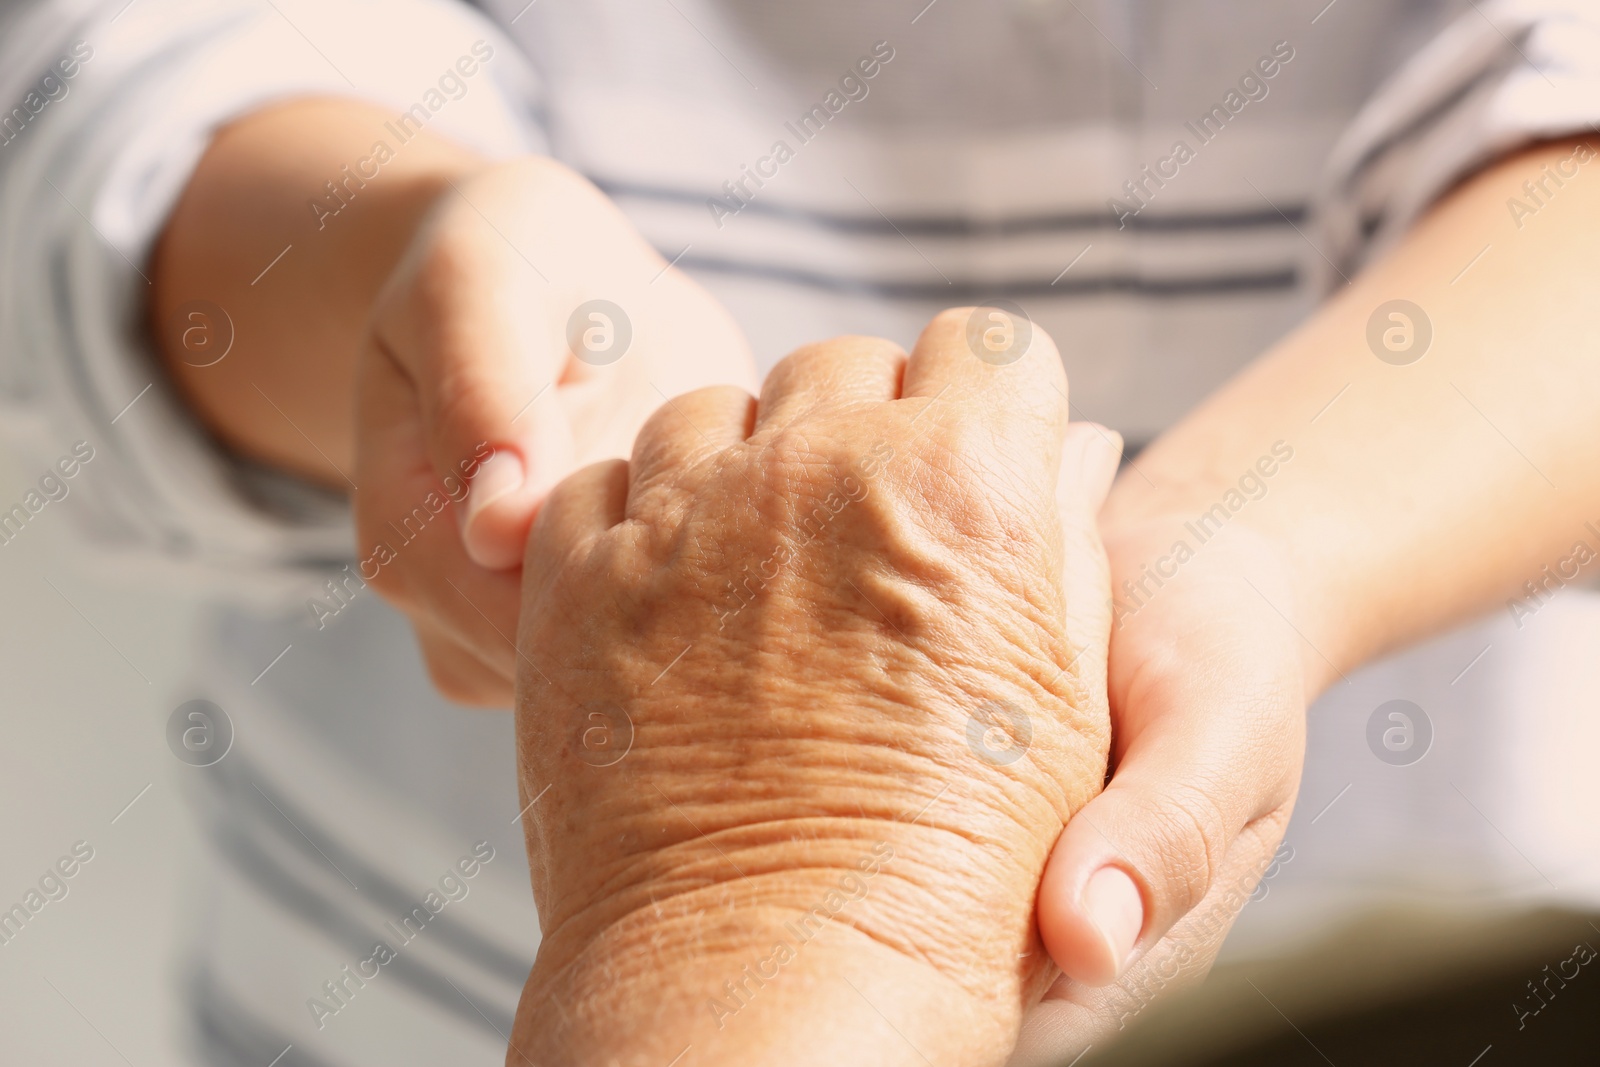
[507,309,1121,1066]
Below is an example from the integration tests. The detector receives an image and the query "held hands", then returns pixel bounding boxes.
[333,145,1306,1052]
[350,180,1308,1054]
[507,312,1122,1066]
[342,154,1306,1059]
[1015,518,1306,1062]
[353,157,757,706]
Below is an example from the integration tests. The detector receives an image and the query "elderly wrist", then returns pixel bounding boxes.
[512,874,1017,1067]
[513,783,1072,1064]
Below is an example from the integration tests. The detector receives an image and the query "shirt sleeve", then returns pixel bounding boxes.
[1318,0,1600,281]
[0,0,544,604]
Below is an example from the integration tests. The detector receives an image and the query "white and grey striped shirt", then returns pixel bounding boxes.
[3,0,1599,1063]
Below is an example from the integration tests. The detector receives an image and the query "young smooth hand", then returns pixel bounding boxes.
[353,156,758,705]
[151,100,756,709]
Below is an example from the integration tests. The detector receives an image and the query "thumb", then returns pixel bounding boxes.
[1037,422,1134,989]
[1043,422,1145,991]
[1033,543,1304,986]
[374,195,575,571]
[1058,422,1122,514]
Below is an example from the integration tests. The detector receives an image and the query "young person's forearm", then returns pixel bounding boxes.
[149,98,482,487]
[1103,137,1600,692]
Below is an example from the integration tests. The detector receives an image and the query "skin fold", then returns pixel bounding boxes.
[507,315,1120,1065]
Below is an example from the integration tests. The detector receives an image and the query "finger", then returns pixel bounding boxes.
[354,339,433,614]
[899,306,1067,431]
[628,385,756,509]
[373,196,575,570]
[412,619,513,708]
[753,335,905,431]
[354,341,524,679]
[524,459,631,593]
[1055,424,1123,703]
[1059,423,1122,520]
[1010,812,1291,1067]
[1035,631,1303,987]
[892,309,1070,522]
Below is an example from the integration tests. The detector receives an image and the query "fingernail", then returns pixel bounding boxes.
[1082,866,1143,978]
[461,451,524,566]
[1059,426,1122,517]
[1079,427,1122,479]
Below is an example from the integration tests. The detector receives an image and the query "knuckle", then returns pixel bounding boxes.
[508,154,595,199]
[773,335,901,383]
[920,306,984,353]
[1025,320,1062,362]
[767,343,832,387]
[930,306,976,332]
[1026,335,1068,397]
[685,383,757,413]
[634,392,695,454]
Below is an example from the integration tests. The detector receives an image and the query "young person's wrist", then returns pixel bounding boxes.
[1099,489,1349,699]
[150,97,489,484]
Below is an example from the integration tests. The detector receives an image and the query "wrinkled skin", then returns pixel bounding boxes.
[508,310,1119,1066]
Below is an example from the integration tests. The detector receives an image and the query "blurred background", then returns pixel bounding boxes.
[0,444,203,1064]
